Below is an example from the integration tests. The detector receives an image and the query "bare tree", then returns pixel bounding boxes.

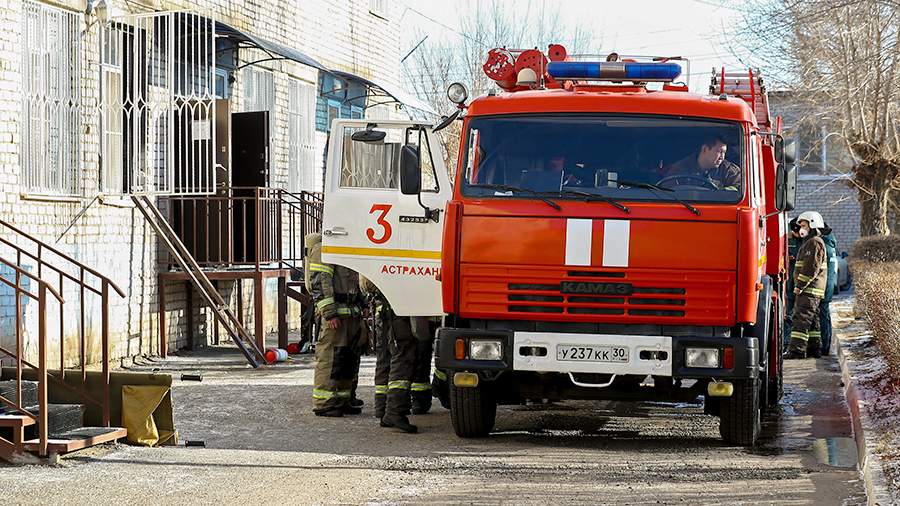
[402,0,596,173]
[735,0,900,236]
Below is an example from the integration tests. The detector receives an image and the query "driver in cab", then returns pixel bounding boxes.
[660,135,741,191]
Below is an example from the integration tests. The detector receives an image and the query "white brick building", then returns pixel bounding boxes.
[0,0,430,368]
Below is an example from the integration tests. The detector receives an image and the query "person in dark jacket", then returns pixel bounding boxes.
[819,223,838,356]
[783,217,800,346]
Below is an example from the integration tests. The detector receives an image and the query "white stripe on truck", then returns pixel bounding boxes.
[565,218,592,266]
[602,219,630,267]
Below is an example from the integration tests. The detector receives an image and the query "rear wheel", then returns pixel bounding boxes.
[450,381,496,438]
[719,378,761,446]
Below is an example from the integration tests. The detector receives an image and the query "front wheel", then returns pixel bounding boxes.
[719,378,761,446]
[449,381,497,438]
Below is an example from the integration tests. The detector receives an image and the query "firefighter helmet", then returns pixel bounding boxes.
[797,211,825,229]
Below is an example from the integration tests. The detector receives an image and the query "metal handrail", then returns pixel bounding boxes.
[0,219,123,445]
[0,219,126,298]
[0,254,62,456]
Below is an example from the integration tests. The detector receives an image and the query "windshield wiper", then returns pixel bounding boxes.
[554,189,630,213]
[468,184,562,211]
[617,179,701,216]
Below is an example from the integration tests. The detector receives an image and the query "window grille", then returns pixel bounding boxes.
[99,12,217,195]
[243,67,275,140]
[21,1,81,195]
[288,78,317,192]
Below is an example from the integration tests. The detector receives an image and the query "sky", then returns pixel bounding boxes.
[398,0,756,94]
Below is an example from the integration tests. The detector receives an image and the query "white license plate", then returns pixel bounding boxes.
[557,344,629,363]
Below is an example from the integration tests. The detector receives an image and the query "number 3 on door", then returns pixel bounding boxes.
[367,204,393,244]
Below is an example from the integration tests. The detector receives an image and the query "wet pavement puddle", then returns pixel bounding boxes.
[809,437,858,468]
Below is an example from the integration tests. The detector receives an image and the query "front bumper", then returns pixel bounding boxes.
[435,327,758,380]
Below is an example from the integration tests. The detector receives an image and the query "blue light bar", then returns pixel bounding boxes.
[547,61,682,81]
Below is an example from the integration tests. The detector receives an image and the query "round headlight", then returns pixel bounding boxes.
[447,82,468,104]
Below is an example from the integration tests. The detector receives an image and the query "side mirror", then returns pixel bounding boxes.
[775,164,786,211]
[400,145,421,195]
[784,140,797,165]
[783,165,797,212]
[351,124,386,143]
[774,136,797,165]
[775,163,798,212]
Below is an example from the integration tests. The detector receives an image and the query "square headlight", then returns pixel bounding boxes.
[686,348,720,368]
[469,339,503,360]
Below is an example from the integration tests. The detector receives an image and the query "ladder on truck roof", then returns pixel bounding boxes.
[710,69,772,131]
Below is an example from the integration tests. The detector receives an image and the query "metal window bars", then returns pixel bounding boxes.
[20,1,81,196]
[99,11,218,196]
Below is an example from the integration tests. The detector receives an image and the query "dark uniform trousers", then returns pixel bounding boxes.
[384,313,418,417]
[313,314,364,412]
[410,317,434,411]
[373,307,392,415]
[788,294,822,354]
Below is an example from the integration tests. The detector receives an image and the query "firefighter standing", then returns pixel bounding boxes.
[819,222,839,356]
[784,212,828,359]
[359,276,419,433]
[782,217,800,346]
[306,233,367,416]
[410,317,435,414]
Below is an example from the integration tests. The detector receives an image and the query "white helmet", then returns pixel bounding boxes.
[797,211,825,229]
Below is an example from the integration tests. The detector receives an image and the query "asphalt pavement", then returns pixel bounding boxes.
[0,343,867,505]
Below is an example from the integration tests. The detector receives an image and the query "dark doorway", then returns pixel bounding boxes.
[231,111,270,263]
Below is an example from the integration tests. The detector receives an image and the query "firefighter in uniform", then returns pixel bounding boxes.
[410,317,435,414]
[306,233,367,416]
[359,276,419,433]
[784,211,828,359]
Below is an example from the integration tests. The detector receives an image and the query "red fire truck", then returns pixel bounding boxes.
[321,45,797,446]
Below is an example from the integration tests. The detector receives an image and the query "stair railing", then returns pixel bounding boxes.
[0,255,64,456]
[0,218,126,429]
[278,190,323,272]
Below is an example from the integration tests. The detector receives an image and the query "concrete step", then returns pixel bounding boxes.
[1,402,84,445]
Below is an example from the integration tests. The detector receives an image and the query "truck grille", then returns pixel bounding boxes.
[505,281,686,317]
[459,265,735,325]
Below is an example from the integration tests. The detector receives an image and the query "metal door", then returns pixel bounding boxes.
[321,119,452,316]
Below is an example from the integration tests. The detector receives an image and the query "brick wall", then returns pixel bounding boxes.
[0,0,401,365]
[791,174,860,254]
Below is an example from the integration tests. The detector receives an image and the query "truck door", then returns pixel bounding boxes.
[321,119,452,316]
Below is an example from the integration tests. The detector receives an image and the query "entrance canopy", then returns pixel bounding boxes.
[330,70,436,118]
[215,21,327,71]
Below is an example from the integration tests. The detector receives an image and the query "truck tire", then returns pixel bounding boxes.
[449,382,496,438]
[767,297,784,408]
[719,378,761,446]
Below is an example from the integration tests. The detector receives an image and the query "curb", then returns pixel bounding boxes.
[835,332,894,505]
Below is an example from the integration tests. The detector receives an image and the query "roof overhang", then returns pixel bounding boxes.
[215,21,327,71]
[214,21,432,118]
[331,70,435,117]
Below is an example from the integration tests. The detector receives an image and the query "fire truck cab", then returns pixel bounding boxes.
[322,47,797,447]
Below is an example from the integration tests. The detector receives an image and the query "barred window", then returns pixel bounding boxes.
[100,25,124,193]
[288,78,317,192]
[243,67,275,140]
[21,1,81,195]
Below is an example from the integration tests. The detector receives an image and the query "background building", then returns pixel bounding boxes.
[0,0,430,367]
[769,91,860,252]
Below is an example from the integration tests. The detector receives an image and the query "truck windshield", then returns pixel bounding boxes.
[461,115,744,204]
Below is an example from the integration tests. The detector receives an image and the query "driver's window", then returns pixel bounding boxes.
[340,126,401,189]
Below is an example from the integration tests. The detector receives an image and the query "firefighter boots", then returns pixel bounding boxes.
[381,413,418,433]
